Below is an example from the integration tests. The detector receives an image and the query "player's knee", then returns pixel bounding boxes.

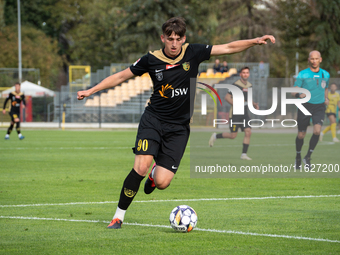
[134,163,150,176]
[313,130,321,135]
[297,132,305,139]
[230,133,237,139]
[155,181,170,190]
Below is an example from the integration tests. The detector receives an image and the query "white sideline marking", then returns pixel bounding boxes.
[1,195,339,208]
[0,216,339,244]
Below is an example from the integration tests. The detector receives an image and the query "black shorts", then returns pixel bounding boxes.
[133,111,190,173]
[326,113,336,118]
[229,114,251,133]
[297,103,325,132]
[9,112,20,122]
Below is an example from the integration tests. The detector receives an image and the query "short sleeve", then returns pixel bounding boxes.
[293,72,303,87]
[325,71,330,88]
[191,44,212,64]
[129,54,149,76]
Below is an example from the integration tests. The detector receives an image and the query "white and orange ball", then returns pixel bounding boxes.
[169,205,197,232]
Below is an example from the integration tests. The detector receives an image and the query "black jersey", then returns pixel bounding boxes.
[3,92,26,114]
[130,43,212,124]
[228,79,252,118]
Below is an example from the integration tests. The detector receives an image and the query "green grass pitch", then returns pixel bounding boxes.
[0,129,339,254]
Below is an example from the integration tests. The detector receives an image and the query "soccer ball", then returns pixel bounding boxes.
[169,205,198,232]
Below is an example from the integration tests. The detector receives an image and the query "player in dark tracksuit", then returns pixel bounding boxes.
[2,82,26,140]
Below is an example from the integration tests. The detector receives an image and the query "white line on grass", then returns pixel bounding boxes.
[1,195,339,208]
[0,216,339,244]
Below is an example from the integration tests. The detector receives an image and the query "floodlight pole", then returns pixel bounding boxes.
[295,40,299,77]
[17,0,22,83]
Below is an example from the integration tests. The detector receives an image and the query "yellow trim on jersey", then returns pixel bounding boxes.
[149,43,189,65]
[234,80,252,89]
[11,92,24,96]
[325,92,340,113]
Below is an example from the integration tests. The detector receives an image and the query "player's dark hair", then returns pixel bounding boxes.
[162,17,186,37]
[239,67,250,72]
[14,82,21,86]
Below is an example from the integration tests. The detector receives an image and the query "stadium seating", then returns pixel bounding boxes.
[85,75,153,108]
[199,70,230,79]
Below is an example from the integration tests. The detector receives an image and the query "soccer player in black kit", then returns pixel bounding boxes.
[77,17,275,229]
[2,82,26,140]
[209,67,259,160]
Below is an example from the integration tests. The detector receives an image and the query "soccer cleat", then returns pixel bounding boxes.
[303,156,311,170]
[19,135,25,140]
[333,137,339,142]
[294,156,301,170]
[107,218,122,229]
[209,133,216,147]
[240,154,252,160]
[319,133,323,141]
[144,163,156,194]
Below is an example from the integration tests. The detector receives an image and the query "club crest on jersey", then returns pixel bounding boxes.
[182,62,190,71]
[321,80,326,89]
[155,71,163,81]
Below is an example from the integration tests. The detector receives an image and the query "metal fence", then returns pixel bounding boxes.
[52,89,153,125]
[0,68,41,88]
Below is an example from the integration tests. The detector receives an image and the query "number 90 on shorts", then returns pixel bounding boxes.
[137,139,148,152]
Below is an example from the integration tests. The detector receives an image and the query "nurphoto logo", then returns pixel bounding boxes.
[198,83,312,128]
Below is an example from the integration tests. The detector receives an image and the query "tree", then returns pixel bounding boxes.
[216,0,275,63]
[0,26,62,89]
[65,0,127,70]
[114,0,219,62]
[271,0,340,77]
[309,0,340,76]
[0,0,5,29]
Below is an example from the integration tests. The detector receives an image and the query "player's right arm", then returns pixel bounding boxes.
[77,68,135,100]
[2,95,10,114]
[225,93,233,105]
[291,72,306,98]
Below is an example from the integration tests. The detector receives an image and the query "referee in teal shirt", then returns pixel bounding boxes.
[292,50,330,170]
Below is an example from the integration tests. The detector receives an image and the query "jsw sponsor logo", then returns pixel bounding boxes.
[171,88,188,98]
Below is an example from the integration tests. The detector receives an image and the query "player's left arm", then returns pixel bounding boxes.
[21,95,26,109]
[210,35,275,56]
